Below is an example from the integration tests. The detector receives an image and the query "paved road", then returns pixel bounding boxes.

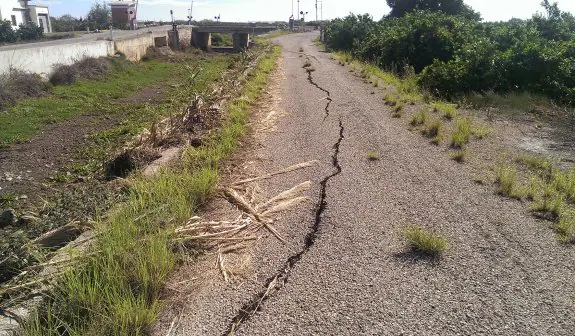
[0,25,173,51]
[153,32,575,336]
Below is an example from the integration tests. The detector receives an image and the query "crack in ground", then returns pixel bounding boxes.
[307,69,333,120]
[224,119,345,335]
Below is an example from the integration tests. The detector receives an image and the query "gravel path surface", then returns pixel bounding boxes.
[153,33,575,336]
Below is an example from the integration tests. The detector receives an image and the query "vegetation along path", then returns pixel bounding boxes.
[151,32,575,335]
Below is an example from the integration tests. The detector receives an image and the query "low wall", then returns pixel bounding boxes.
[0,28,193,77]
[0,40,114,77]
[115,31,169,62]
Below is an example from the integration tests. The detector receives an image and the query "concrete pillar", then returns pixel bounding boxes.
[192,31,212,51]
[168,30,179,50]
[233,33,250,52]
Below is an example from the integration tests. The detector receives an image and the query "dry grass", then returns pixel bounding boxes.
[49,57,111,86]
[0,69,50,111]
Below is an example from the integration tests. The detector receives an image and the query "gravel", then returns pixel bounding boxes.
[152,32,575,336]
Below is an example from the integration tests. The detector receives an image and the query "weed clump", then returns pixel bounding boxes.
[410,109,428,127]
[495,163,520,198]
[451,118,471,148]
[422,118,442,138]
[50,57,111,86]
[402,226,447,256]
[451,149,467,163]
[0,69,50,111]
[432,102,457,120]
[367,151,380,161]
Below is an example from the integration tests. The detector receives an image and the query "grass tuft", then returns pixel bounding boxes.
[432,102,457,120]
[410,109,428,127]
[451,149,467,163]
[495,163,521,199]
[367,151,380,161]
[402,226,447,256]
[422,118,442,138]
[450,117,472,149]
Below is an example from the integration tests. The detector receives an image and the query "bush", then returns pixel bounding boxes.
[0,20,17,43]
[18,22,44,40]
[50,57,110,85]
[0,69,50,111]
[211,33,232,46]
[325,2,575,105]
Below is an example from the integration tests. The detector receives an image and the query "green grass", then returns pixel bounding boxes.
[402,226,447,256]
[555,211,575,243]
[471,124,490,139]
[0,56,231,146]
[422,118,442,138]
[450,118,472,149]
[367,151,380,161]
[432,102,457,120]
[410,109,429,127]
[494,163,522,199]
[22,45,281,335]
[384,94,400,107]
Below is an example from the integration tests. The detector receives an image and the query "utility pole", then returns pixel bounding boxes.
[297,0,300,21]
[292,0,294,18]
[315,0,318,23]
[188,0,195,25]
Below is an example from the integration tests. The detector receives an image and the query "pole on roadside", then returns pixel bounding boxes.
[297,0,300,21]
[315,0,318,23]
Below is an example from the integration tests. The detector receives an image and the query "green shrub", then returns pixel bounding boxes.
[325,2,575,105]
[18,22,44,40]
[0,20,17,43]
[211,33,232,47]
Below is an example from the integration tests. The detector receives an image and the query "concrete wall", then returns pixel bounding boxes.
[0,40,115,77]
[115,31,168,62]
[178,28,192,50]
[0,27,193,76]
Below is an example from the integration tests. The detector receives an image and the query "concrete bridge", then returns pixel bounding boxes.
[191,26,277,51]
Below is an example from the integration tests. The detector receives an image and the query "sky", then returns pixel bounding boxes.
[37,0,575,23]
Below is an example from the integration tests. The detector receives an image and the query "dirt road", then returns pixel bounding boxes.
[153,32,575,335]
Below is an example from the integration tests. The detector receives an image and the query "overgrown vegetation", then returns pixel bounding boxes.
[402,225,447,256]
[211,33,233,47]
[0,20,43,43]
[0,57,180,144]
[0,70,50,111]
[324,1,575,105]
[19,45,280,335]
[0,55,233,287]
[493,155,575,242]
[49,57,111,85]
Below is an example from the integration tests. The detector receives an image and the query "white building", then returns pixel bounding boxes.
[0,0,52,33]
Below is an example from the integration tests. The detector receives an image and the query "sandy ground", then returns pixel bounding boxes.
[152,33,575,336]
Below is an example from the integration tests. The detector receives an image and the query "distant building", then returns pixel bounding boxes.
[109,0,138,29]
[0,0,52,32]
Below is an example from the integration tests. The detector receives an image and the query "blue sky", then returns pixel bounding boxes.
[38,0,575,22]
